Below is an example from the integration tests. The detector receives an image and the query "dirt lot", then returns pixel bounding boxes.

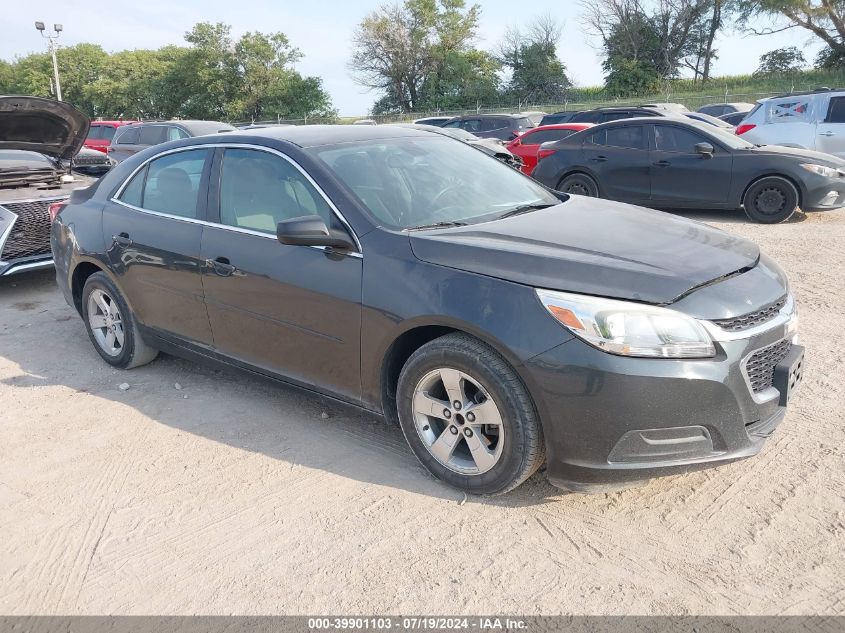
[0,207,843,616]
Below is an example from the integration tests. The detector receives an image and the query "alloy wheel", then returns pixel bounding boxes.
[411,368,505,475]
[87,288,125,357]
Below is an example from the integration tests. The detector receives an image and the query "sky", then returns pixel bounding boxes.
[1,0,826,116]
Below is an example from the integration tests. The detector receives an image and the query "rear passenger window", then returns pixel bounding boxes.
[218,148,334,234]
[461,119,482,133]
[118,167,146,207]
[167,126,189,141]
[139,126,168,146]
[599,112,632,123]
[826,97,845,123]
[526,129,579,144]
[590,126,645,149]
[116,127,139,144]
[140,149,209,218]
[481,118,507,132]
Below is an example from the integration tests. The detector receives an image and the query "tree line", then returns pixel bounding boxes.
[0,2,842,120]
[0,23,336,122]
[351,0,845,112]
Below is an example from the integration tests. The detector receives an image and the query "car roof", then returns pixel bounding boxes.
[765,88,845,100]
[91,120,137,126]
[450,113,527,120]
[525,123,593,131]
[220,123,438,148]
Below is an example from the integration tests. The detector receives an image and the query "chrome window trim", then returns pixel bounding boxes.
[110,142,363,255]
[700,294,796,342]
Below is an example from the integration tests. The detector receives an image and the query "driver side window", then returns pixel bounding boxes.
[218,148,334,235]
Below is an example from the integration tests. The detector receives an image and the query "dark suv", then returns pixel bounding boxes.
[441,114,534,140]
[568,106,684,124]
[109,120,235,163]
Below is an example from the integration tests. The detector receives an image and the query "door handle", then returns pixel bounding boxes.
[819,131,836,137]
[590,155,608,162]
[653,160,671,167]
[208,257,236,276]
[112,232,132,247]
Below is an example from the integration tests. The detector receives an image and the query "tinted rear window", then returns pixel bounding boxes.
[826,97,845,123]
[115,127,139,144]
[139,126,168,145]
[589,125,645,149]
[525,128,579,144]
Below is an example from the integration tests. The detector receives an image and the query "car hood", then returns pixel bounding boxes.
[0,96,90,160]
[748,143,845,166]
[409,196,760,304]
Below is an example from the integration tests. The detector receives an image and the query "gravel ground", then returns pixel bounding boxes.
[0,207,843,615]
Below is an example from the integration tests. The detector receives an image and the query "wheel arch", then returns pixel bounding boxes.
[69,258,132,316]
[378,318,540,426]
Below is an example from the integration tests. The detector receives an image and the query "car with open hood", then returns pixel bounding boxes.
[52,125,803,495]
[0,96,97,276]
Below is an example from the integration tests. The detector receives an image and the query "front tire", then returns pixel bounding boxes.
[558,173,599,197]
[81,272,158,369]
[743,177,798,223]
[396,333,545,495]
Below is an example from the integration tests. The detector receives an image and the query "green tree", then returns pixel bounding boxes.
[737,0,845,62]
[498,15,571,103]
[349,0,482,112]
[754,46,806,74]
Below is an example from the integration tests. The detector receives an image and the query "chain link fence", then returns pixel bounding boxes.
[233,71,845,127]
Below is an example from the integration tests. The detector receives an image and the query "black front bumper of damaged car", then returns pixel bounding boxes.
[522,308,803,492]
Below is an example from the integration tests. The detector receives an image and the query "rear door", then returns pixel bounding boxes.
[199,146,363,402]
[103,147,214,347]
[815,95,845,158]
[649,123,733,206]
[582,124,651,201]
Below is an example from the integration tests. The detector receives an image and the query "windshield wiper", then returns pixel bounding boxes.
[496,202,557,220]
[406,221,469,231]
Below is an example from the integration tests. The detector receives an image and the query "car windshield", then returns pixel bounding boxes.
[313,136,559,230]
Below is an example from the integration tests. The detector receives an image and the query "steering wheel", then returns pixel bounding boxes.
[430,185,464,213]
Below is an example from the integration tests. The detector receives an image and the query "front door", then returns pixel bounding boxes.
[649,123,733,206]
[816,96,845,159]
[582,124,651,201]
[103,147,214,347]
[200,147,363,402]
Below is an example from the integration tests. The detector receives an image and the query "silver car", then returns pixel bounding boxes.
[739,89,845,159]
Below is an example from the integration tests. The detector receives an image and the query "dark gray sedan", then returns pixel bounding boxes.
[532,117,845,223]
[52,125,803,494]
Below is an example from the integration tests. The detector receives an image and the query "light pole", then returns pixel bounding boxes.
[35,21,63,101]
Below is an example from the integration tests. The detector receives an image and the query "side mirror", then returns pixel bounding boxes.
[695,142,714,158]
[277,215,355,251]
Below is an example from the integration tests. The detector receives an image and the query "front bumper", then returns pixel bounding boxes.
[802,173,845,210]
[525,309,802,491]
[0,254,54,276]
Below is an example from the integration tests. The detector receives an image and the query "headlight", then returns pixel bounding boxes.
[800,163,841,178]
[536,289,715,358]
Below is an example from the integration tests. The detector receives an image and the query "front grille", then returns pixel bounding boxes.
[73,155,109,166]
[0,198,63,260]
[713,296,787,332]
[745,339,791,394]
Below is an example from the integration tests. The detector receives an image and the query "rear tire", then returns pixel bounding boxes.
[81,272,158,369]
[396,333,545,495]
[557,173,599,197]
[742,177,798,224]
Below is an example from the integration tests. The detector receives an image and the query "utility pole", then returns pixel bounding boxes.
[35,21,63,101]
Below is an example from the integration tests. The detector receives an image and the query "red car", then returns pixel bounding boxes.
[507,123,593,175]
[83,120,138,153]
